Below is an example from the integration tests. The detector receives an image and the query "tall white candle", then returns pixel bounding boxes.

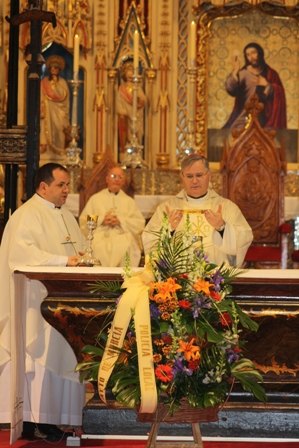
[133,30,139,70]
[189,21,196,67]
[73,34,80,80]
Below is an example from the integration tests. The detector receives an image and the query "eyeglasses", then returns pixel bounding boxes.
[109,174,124,180]
[183,171,209,180]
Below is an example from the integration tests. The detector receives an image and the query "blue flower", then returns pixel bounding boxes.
[150,302,161,319]
[226,348,240,363]
[211,270,224,292]
[192,295,211,318]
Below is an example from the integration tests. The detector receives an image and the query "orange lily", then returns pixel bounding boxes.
[193,278,213,296]
[151,277,182,302]
[178,338,200,361]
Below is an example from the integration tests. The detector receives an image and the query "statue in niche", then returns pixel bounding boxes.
[40,55,71,162]
[116,61,147,159]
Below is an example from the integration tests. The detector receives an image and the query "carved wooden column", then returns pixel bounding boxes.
[1,0,20,222]
[4,0,56,207]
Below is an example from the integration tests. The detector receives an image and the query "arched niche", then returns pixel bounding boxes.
[108,2,156,167]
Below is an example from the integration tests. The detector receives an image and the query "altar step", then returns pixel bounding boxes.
[1,430,299,448]
[82,404,299,439]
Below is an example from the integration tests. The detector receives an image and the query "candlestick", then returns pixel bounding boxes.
[185,18,198,161]
[122,30,148,169]
[73,34,80,80]
[133,29,139,70]
[189,21,196,67]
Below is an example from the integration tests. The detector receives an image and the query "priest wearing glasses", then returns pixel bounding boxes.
[142,153,253,267]
[79,165,145,267]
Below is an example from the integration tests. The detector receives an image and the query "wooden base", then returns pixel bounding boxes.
[147,422,203,448]
[139,403,217,448]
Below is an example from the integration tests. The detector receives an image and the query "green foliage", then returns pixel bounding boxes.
[88,280,124,297]
[78,217,266,411]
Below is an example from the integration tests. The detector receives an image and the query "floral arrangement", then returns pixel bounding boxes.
[77,216,266,413]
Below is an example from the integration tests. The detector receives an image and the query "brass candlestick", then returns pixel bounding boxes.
[65,79,83,193]
[179,65,198,162]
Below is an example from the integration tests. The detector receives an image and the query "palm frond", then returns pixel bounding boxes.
[154,231,193,278]
[88,280,124,297]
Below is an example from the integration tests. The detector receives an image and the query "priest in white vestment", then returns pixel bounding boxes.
[79,166,145,267]
[0,163,86,442]
[143,153,253,267]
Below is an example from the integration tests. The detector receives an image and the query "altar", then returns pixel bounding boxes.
[14,266,299,438]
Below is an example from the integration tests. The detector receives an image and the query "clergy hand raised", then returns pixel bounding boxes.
[166,206,183,231]
[204,205,225,231]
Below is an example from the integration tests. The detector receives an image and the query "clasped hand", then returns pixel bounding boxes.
[102,211,120,227]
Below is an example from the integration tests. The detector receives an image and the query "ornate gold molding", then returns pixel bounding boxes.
[19,0,92,51]
[0,126,27,163]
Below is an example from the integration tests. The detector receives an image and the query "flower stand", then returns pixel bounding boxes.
[137,403,219,448]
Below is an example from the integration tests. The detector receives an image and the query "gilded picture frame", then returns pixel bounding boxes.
[194,1,299,168]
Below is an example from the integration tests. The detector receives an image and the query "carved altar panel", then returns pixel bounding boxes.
[221,95,285,246]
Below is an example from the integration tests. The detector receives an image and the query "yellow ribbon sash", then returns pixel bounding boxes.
[98,266,158,413]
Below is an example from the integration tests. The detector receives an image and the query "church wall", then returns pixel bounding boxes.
[0,0,187,169]
[168,0,181,168]
[0,1,298,191]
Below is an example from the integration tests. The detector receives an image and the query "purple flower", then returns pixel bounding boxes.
[183,366,193,376]
[173,358,193,377]
[193,249,202,258]
[211,270,224,292]
[173,358,184,375]
[226,349,240,363]
[192,295,211,318]
[156,259,168,271]
[150,303,161,319]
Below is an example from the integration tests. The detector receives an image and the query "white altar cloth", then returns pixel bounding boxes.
[15,265,299,278]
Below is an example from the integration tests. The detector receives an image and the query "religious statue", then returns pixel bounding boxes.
[40,55,71,162]
[116,61,147,158]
